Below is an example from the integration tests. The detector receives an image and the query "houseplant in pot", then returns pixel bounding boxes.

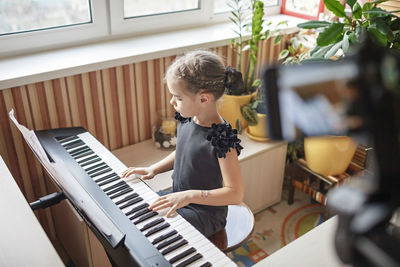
[241,80,269,140]
[220,0,276,130]
[222,0,284,135]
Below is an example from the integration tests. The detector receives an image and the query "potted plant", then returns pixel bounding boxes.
[220,0,276,130]
[222,0,285,137]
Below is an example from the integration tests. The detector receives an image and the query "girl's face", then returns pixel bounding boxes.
[167,78,201,118]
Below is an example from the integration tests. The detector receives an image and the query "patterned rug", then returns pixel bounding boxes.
[227,189,325,266]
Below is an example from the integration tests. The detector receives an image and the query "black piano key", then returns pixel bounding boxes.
[152,230,178,245]
[71,148,92,159]
[129,207,152,220]
[95,173,118,183]
[199,262,212,267]
[140,218,164,232]
[175,253,203,267]
[133,211,158,225]
[157,235,183,250]
[63,140,85,149]
[77,155,98,165]
[115,193,139,205]
[85,162,107,172]
[119,197,143,209]
[69,146,90,156]
[125,203,149,216]
[57,135,79,143]
[145,222,170,237]
[97,176,119,186]
[106,184,130,196]
[161,239,188,256]
[103,181,125,192]
[90,167,112,178]
[169,247,196,264]
[87,165,108,175]
[109,187,133,199]
[74,150,94,159]
[80,157,101,167]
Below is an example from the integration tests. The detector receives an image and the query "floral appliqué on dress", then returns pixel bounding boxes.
[206,123,243,158]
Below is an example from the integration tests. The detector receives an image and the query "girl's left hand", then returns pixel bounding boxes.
[149,191,192,217]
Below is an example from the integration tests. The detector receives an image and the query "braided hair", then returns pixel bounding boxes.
[166,50,239,99]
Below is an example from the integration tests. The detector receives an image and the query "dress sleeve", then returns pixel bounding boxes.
[206,123,243,158]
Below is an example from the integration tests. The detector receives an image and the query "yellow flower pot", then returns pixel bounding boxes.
[218,92,255,129]
[247,113,269,141]
[304,136,357,176]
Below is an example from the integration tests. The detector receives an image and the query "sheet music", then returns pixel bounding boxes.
[9,109,124,246]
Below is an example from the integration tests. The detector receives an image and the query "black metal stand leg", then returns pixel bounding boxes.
[288,174,295,205]
[30,192,66,210]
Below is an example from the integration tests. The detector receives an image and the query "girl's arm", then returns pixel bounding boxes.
[150,150,176,175]
[121,150,175,179]
[150,149,243,216]
[190,149,243,205]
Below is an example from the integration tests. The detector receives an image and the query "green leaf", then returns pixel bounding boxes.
[353,3,362,19]
[301,57,332,64]
[317,23,345,46]
[288,46,297,54]
[363,7,392,17]
[345,0,356,8]
[370,0,390,5]
[278,49,290,60]
[371,17,391,35]
[342,32,350,53]
[264,29,270,40]
[362,2,373,18]
[274,35,282,45]
[297,20,331,29]
[323,0,346,17]
[325,40,343,58]
[368,27,388,46]
[312,43,335,58]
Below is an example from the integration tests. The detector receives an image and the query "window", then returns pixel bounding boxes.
[0,0,92,36]
[214,0,279,14]
[0,0,280,57]
[123,0,199,18]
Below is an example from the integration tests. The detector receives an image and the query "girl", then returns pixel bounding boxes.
[121,50,244,238]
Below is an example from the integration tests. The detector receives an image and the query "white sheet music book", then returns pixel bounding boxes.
[9,109,124,246]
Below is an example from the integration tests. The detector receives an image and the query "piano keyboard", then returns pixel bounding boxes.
[57,131,237,267]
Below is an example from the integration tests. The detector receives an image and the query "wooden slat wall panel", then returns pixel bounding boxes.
[0,38,289,237]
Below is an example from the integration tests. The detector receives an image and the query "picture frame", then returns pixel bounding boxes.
[281,0,325,20]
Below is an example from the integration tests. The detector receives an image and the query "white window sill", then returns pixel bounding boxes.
[0,14,305,90]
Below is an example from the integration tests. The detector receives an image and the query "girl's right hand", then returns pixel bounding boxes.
[120,166,156,180]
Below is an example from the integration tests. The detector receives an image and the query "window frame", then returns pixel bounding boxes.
[0,0,109,58]
[0,0,281,58]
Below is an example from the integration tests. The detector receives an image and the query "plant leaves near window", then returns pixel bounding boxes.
[297,20,331,29]
[317,22,344,46]
[323,0,346,18]
[345,0,356,8]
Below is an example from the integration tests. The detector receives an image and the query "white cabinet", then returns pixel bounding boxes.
[113,135,287,213]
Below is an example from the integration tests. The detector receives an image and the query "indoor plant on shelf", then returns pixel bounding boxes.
[222,0,284,138]
[220,0,281,131]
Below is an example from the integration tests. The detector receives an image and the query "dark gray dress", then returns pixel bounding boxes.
[166,112,243,237]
